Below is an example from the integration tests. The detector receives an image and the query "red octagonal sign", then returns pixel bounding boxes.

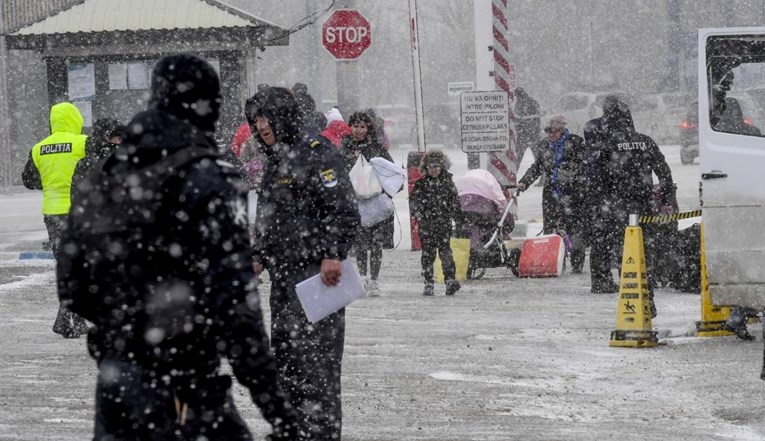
[322,9,372,60]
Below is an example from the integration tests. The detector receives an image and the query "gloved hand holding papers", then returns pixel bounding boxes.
[296,259,365,323]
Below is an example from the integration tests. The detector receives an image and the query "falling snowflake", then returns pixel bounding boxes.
[227,197,248,228]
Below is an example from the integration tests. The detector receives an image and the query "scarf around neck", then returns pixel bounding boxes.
[548,130,569,198]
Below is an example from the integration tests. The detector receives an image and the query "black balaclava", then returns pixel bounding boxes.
[245,87,304,151]
[148,54,221,134]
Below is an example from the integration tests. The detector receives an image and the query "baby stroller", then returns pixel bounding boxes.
[454,170,518,280]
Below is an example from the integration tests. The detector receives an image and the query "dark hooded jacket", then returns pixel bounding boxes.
[56,54,297,438]
[410,151,461,237]
[519,131,587,231]
[590,98,674,215]
[340,112,395,249]
[515,88,541,147]
[246,87,359,273]
[293,86,328,132]
[70,118,123,199]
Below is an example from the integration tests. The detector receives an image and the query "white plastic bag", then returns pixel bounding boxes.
[358,193,394,228]
[349,155,383,199]
[370,157,406,196]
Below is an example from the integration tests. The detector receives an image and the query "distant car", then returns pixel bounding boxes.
[679,93,762,165]
[546,91,633,136]
[545,92,600,136]
[630,92,693,144]
[548,91,692,144]
[679,102,698,165]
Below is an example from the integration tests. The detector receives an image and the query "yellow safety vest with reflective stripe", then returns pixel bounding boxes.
[31,102,87,215]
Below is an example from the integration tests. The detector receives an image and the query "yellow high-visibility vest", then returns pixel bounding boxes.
[31,102,87,215]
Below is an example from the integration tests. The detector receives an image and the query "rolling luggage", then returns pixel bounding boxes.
[517,234,566,277]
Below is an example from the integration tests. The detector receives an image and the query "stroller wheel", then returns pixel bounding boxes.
[507,248,521,277]
[467,267,486,280]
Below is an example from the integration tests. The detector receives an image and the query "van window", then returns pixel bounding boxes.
[707,35,765,138]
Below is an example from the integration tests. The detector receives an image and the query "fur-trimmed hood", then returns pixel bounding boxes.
[419,149,451,173]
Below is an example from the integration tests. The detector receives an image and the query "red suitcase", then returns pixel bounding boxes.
[518,234,565,277]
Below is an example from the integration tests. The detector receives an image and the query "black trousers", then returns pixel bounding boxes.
[270,268,345,441]
[94,359,252,441]
[542,193,586,272]
[590,203,658,296]
[421,230,455,284]
[43,214,67,259]
[45,214,87,335]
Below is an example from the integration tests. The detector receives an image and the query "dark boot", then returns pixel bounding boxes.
[73,313,90,335]
[591,278,619,294]
[52,305,80,339]
[723,308,755,341]
[422,283,435,296]
[445,280,461,296]
[570,248,585,274]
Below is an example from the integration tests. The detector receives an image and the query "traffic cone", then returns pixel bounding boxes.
[695,222,733,337]
[610,215,658,348]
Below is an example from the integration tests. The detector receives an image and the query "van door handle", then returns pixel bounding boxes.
[701,171,728,180]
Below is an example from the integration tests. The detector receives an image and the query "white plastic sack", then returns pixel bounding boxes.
[370,157,406,196]
[358,193,394,228]
[349,155,383,199]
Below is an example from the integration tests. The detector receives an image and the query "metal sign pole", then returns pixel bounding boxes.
[408,0,425,153]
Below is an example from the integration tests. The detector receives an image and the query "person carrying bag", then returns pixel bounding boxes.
[341,111,396,295]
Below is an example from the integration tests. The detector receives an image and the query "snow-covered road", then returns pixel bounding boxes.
[3,145,763,441]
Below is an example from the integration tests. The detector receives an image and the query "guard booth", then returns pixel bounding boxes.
[5,0,288,143]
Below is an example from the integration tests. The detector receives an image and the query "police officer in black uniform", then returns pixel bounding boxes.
[588,97,674,313]
[247,87,359,441]
[56,54,299,441]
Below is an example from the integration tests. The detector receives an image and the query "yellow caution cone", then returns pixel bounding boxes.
[695,222,733,337]
[610,215,658,348]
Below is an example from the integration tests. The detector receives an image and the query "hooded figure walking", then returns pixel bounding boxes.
[70,117,124,199]
[587,96,674,316]
[56,54,299,441]
[247,87,360,440]
[410,150,462,296]
[22,101,88,338]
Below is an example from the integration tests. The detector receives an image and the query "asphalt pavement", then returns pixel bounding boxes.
[3,147,765,441]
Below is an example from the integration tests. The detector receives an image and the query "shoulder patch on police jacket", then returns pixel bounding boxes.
[320,169,338,188]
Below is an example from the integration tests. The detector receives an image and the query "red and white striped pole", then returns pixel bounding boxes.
[486,0,518,210]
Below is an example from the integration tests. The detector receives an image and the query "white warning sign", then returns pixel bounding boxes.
[460,91,510,153]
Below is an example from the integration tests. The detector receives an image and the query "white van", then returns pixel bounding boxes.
[699,27,765,308]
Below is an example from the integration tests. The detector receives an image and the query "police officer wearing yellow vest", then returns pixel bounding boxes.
[22,102,89,338]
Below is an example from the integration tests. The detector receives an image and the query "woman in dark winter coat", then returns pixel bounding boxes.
[410,150,462,296]
[341,111,394,295]
[70,118,124,199]
[517,115,588,272]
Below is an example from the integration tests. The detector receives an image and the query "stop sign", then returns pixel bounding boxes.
[322,9,372,60]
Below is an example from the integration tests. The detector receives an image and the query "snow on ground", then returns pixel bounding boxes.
[3,145,764,441]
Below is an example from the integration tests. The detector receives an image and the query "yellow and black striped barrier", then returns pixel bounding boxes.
[639,209,702,225]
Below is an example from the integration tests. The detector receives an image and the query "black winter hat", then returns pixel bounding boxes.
[245,87,303,145]
[149,54,221,134]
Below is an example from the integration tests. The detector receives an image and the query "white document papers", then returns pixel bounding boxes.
[296,260,365,323]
